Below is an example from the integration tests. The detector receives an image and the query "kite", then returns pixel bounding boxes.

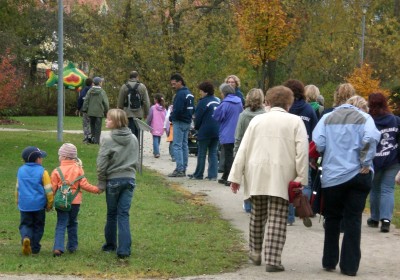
[45,62,87,90]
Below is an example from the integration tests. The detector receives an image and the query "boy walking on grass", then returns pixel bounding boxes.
[16,146,54,255]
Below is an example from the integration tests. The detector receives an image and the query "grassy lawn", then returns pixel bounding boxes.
[0,125,246,278]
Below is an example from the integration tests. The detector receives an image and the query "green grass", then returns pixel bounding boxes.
[1,116,87,130]
[0,129,246,278]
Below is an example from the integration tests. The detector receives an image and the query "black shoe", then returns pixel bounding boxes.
[168,170,185,177]
[53,250,63,257]
[218,178,227,185]
[380,219,390,232]
[323,266,336,272]
[341,269,356,276]
[117,254,130,259]
[266,264,285,272]
[367,218,379,228]
[224,181,231,186]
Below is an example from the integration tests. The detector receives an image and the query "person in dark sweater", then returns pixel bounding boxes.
[168,73,195,177]
[188,81,220,180]
[77,78,93,143]
[283,79,318,226]
[367,92,400,233]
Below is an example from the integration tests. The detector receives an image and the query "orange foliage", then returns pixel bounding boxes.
[0,49,22,111]
[346,64,390,100]
[234,0,299,66]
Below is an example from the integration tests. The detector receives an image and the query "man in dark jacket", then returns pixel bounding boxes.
[168,73,195,177]
[82,77,109,144]
[76,78,93,143]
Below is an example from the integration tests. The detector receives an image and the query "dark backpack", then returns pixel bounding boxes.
[124,82,142,110]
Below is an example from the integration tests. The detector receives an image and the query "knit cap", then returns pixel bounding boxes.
[58,143,78,159]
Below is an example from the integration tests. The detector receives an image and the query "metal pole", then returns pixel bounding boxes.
[57,0,64,142]
[360,7,367,66]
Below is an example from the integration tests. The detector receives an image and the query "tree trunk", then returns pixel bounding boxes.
[395,0,400,18]
[267,60,277,89]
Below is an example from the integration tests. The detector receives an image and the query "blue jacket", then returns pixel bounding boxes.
[235,88,245,107]
[312,104,381,188]
[17,163,47,211]
[194,95,220,141]
[213,94,243,144]
[372,114,400,170]
[289,99,318,141]
[171,86,195,124]
[77,85,92,111]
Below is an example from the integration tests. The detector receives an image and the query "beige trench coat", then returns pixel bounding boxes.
[228,107,309,200]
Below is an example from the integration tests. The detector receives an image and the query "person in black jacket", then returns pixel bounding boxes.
[188,81,220,180]
[168,73,195,177]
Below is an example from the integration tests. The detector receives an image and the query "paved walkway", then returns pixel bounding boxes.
[1,129,400,280]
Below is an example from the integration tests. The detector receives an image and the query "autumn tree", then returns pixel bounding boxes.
[0,50,23,114]
[234,0,300,90]
[346,64,390,100]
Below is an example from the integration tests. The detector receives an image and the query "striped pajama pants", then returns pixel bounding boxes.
[249,195,289,266]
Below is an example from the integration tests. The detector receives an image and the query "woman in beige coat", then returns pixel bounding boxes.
[228,86,309,273]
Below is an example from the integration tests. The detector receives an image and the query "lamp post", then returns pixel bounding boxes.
[360,4,368,66]
[57,0,64,142]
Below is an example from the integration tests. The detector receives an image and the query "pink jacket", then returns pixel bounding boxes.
[147,103,166,136]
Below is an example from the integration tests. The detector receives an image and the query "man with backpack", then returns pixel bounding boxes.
[117,71,150,142]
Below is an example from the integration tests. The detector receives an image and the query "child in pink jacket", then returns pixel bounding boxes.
[147,93,167,158]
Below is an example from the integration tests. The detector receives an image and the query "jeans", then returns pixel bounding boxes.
[169,142,175,160]
[172,121,190,172]
[370,163,400,221]
[19,209,45,254]
[322,172,372,274]
[192,138,219,179]
[53,204,80,252]
[103,178,135,257]
[152,135,161,156]
[82,113,91,140]
[221,143,234,181]
[89,116,103,144]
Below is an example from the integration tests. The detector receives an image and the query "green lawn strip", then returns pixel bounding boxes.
[0,116,86,131]
[0,131,246,278]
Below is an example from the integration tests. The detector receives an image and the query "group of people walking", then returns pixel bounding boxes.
[17,71,400,278]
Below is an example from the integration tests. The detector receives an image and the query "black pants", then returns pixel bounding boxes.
[322,172,372,274]
[221,143,234,181]
[128,117,140,143]
[89,116,102,144]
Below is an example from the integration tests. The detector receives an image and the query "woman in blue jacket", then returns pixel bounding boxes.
[188,81,220,180]
[213,83,243,186]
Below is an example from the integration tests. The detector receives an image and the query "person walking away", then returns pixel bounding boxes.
[213,83,243,186]
[51,143,101,257]
[234,88,266,212]
[312,91,380,276]
[76,78,93,143]
[97,109,139,259]
[16,146,53,255]
[367,92,400,233]
[283,79,318,225]
[304,84,322,119]
[188,81,220,180]
[168,73,195,177]
[82,77,109,144]
[147,93,167,158]
[228,86,309,272]
[117,71,150,143]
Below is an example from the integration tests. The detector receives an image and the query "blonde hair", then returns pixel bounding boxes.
[245,88,264,111]
[304,84,320,102]
[334,83,356,106]
[224,75,241,88]
[107,108,128,129]
[347,95,369,113]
